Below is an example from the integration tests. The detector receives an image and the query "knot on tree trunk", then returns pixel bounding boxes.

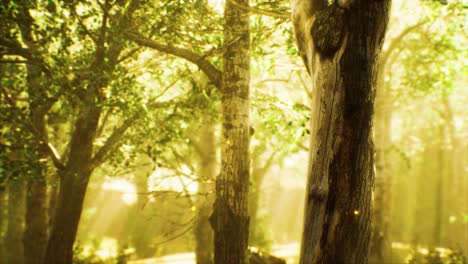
[312,5,346,58]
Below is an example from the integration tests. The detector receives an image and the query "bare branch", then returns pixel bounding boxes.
[47,143,65,171]
[116,47,142,64]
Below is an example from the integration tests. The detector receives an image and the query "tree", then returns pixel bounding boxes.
[209,0,251,263]
[6,179,26,264]
[291,0,391,262]
[125,1,252,261]
[370,1,465,259]
[193,114,217,264]
[0,1,179,262]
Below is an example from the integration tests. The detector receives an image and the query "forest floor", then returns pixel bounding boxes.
[128,243,300,264]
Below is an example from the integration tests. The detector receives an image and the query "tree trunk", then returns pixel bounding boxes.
[43,103,101,264]
[48,173,59,231]
[369,84,392,262]
[130,168,153,258]
[210,0,251,263]
[25,179,48,264]
[0,188,8,264]
[24,64,49,264]
[292,0,390,263]
[47,124,65,232]
[249,152,274,247]
[434,125,444,246]
[6,179,26,264]
[194,119,217,264]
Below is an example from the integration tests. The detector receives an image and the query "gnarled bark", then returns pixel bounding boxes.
[292,0,391,262]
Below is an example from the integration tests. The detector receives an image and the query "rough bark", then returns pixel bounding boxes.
[6,179,26,264]
[210,0,251,263]
[292,0,391,263]
[194,119,217,264]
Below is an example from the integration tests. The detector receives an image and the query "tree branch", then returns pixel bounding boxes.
[1,85,66,170]
[0,59,30,64]
[380,20,428,69]
[47,143,65,171]
[91,99,177,168]
[228,0,290,19]
[124,32,222,89]
[70,6,98,44]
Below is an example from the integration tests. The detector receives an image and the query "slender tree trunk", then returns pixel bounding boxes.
[369,85,392,262]
[43,103,101,264]
[292,0,390,262]
[439,97,462,248]
[24,64,49,264]
[0,189,7,264]
[48,124,65,231]
[25,178,48,264]
[434,125,444,246]
[249,152,274,246]
[194,119,217,264]
[131,169,153,258]
[6,179,26,264]
[248,170,262,244]
[48,173,59,231]
[210,0,251,263]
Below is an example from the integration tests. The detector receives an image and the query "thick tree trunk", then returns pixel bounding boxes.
[43,104,101,264]
[6,179,26,264]
[194,120,217,264]
[292,0,390,263]
[210,0,251,263]
[24,64,49,264]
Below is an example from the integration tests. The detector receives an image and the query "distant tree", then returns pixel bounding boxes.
[292,0,391,262]
[370,1,464,260]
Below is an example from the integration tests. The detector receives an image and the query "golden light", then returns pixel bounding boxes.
[102,178,137,205]
[95,237,118,259]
